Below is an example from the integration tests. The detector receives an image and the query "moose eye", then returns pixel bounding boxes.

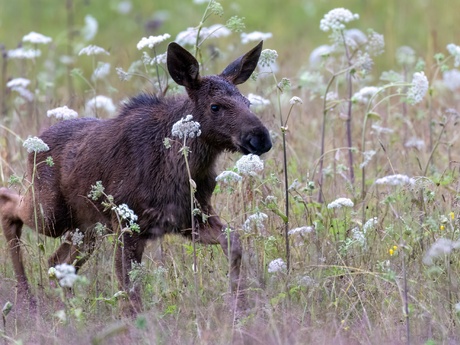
[210,104,221,113]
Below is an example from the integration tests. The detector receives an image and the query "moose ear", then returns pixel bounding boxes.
[220,41,263,85]
[167,42,201,89]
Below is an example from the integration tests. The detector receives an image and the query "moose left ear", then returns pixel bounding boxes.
[167,42,201,89]
[220,41,263,85]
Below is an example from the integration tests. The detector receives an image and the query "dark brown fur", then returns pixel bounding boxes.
[0,42,271,313]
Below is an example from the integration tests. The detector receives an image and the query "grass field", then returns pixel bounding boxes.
[1,0,460,344]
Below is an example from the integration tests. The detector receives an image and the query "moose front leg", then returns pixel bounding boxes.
[115,232,146,315]
[197,216,244,303]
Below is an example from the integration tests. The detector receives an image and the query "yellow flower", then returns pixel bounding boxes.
[440,225,445,231]
[393,245,398,250]
[450,212,455,220]
[389,248,394,256]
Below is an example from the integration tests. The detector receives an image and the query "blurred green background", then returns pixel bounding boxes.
[1,0,459,72]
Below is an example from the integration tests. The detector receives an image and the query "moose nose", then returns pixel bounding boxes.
[244,127,272,155]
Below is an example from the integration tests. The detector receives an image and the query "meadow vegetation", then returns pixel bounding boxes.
[1,0,460,344]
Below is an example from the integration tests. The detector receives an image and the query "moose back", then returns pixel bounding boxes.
[0,41,272,313]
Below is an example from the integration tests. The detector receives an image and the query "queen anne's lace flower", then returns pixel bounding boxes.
[375,174,415,186]
[443,69,460,91]
[241,31,272,44]
[423,238,460,265]
[22,31,52,44]
[6,78,31,89]
[447,43,460,67]
[137,33,171,50]
[236,154,264,176]
[319,8,359,32]
[51,263,79,288]
[258,49,278,68]
[267,258,287,273]
[23,136,49,153]
[367,29,385,56]
[175,25,231,46]
[79,45,109,56]
[352,86,381,104]
[289,96,303,105]
[112,204,138,225]
[92,62,111,81]
[47,106,78,120]
[86,95,116,115]
[248,93,270,110]
[405,137,425,150]
[242,212,268,233]
[288,226,313,235]
[407,71,429,105]
[8,48,41,59]
[215,171,242,184]
[327,197,354,209]
[171,115,201,139]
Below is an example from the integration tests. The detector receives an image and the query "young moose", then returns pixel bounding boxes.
[0,41,271,312]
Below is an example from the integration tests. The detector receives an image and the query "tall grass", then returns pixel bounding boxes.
[1,1,460,344]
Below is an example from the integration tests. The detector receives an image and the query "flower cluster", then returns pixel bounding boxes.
[423,238,460,265]
[241,31,272,44]
[289,96,303,105]
[366,29,385,56]
[71,229,84,246]
[258,49,278,68]
[23,136,49,153]
[352,86,381,104]
[247,93,270,110]
[319,8,359,32]
[175,25,230,46]
[22,31,52,44]
[215,171,242,184]
[6,77,34,101]
[327,197,354,209]
[360,150,376,169]
[78,45,109,56]
[171,115,201,139]
[375,174,415,186]
[407,71,429,105]
[288,226,313,236]
[86,95,116,115]
[47,106,78,120]
[447,43,460,67]
[137,33,171,50]
[443,69,460,91]
[92,62,111,81]
[49,263,79,288]
[404,137,425,150]
[112,203,138,226]
[8,48,41,60]
[267,258,287,273]
[236,154,264,176]
[242,211,268,233]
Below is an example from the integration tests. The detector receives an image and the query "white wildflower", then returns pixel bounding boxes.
[298,275,318,287]
[236,154,264,176]
[325,91,338,102]
[92,62,111,81]
[367,29,385,56]
[258,49,278,68]
[78,45,109,56]
[11,86,34,101]
[344,28,367,49]
[371,124,394,135]
[352,227,365,245]
[7,48,41,59]
[86,95,116,115]
[363,217,378,232]
[117,1,132,14]
[423,238,460,265]
[309,45,334,67]
[375,174,415,186]
[82,15,98,41]
[112,203,138,225]
[6,78,31,89]
[23,136,49,153]
[241,31,272,44]
[360,150,376,169]
[443,69,460,91]
[289,96,303,105]
[267,258,286,273]
[215,171,242,184]
[52,263,79,288]
[354,51,373,74]
[242,212,268,233]
[447,43,460,67]
[47,105,78,120]
[288,179,301,191]
[319,8,359,32]
[248,93,270,110]
[71,229,84,246]
[171,114,201,139]
[407,71,429,105]
[137,33,171,50]
[116,67,131,81]
[396,46,416,66]
[151,52,167,65]
[405,137,425,150]
[352,86,381,104]
[288,226,313,235]
[327,197,354,209]
[175,25,230,46]
[22,31,52,45]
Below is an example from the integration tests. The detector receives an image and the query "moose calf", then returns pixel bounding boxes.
[0,41,272,313]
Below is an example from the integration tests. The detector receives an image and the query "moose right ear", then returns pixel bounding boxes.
[167,43,201,89]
